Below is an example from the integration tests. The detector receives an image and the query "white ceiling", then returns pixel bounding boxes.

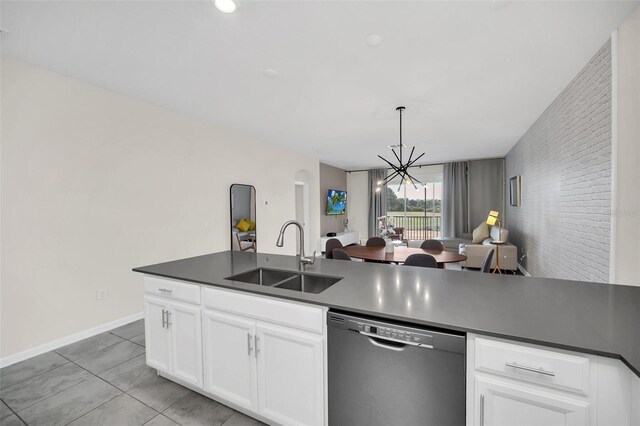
[1,1,637,170]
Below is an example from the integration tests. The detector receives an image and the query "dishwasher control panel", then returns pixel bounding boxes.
[329,312,434,346]
[361,323,431,345]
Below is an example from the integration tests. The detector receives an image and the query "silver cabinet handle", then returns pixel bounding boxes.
[480,394,485,426]
[247,333,253,356]
[505,361,555,377]
[254,335,260,358]
[158,288,173,293]
[161,309,166,328]
[166,311,171,329]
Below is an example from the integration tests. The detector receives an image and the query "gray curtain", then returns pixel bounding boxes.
[467,159,505,229]
[368,169,387,238]
[442,162,469,238]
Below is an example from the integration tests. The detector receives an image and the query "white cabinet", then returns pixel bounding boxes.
[318,231,359,253]
[257,322,324,426]
[467,334,638,426]
[203,310,257,410]
[203,311,325,425]
[202,287,327,426]
[475,375,589,426]
[144,294,203,388]
[169,301,203,387]
[144,296,170,372]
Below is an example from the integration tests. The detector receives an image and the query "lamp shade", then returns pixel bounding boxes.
[486,210,500,226]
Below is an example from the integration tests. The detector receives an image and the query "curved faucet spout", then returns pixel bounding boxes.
[276,220,316,267]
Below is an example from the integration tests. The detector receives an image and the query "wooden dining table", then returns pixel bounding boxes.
[341,245,467,268]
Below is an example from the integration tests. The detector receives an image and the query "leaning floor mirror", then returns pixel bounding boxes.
[230,184,257,252]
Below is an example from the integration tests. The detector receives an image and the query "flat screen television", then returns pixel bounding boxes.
[326,189,347,215]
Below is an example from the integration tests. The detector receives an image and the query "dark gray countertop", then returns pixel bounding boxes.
[133,250,640,377]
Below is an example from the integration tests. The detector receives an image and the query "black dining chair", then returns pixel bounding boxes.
[481,249,495,273]
[403,254,438,268]
[332,248,352,261]
[420,239,445,252]
[325,238,343,259]
[366,237,386,247]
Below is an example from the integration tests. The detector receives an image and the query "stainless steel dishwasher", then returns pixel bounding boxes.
[328,311,466,426]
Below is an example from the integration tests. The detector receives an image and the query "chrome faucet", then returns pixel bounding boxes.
[276,220,316,268]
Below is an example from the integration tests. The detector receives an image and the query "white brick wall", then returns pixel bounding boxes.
[505,41,612,283]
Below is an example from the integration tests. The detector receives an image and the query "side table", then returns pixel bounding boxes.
[490,241,506,274]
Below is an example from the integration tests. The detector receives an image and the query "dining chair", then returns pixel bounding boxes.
[403,254,438,268]
[481,249,495,273]
[332,248,352,261]
[366,237,386,247]
[420,239,445,251]
[325,238,343,259]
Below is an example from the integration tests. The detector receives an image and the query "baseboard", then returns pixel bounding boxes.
[0,311,144,368]
[518,263,531,277]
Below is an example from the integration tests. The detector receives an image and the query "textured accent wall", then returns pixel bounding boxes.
[505,41,612,283]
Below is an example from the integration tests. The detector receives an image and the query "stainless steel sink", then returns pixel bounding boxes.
[226,268,298,286]
[274,274,342,294]
[226,268,342,294]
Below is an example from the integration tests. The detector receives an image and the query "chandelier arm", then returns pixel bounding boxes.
[407,174,422,190]
[406,146,416,165]
[391,148,402,165]
[383,169,402,183]
[378,155,402,172]
[405,152,426,168]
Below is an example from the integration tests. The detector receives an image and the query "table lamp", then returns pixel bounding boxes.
[486,210,503,243]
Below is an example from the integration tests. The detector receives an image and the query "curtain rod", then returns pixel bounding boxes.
[345,156,505,173]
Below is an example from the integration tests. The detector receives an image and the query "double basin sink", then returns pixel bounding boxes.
[226,268,342,294]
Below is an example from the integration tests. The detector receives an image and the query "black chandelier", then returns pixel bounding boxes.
[376,106,426,192]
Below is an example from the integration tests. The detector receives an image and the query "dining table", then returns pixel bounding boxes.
[341,245,467,268]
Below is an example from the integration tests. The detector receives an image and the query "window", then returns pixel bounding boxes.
[385,165,443,240]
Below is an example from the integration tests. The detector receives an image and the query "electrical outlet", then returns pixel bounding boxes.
[97,288,107,300]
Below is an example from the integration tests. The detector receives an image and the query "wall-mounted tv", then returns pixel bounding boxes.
[326,189,347,215]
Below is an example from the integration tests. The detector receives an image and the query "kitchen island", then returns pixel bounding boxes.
[134,250,640,425]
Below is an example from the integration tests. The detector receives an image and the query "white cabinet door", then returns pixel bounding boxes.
[475,376,589,426]
[257,323,324,426]
[144,296,170,372]
[203,310,257,410]
[168,300,203,388]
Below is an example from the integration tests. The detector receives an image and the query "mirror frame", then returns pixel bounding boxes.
[230,184,257,252]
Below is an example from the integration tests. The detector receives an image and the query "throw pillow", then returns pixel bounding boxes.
[236,219,250,232]
[247,219,256,231]
[472,222,490,243]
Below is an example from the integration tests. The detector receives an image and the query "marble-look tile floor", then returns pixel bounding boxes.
[0,320,264,426]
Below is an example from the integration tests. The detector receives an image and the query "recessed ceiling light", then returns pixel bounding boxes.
[263,68,278,78]
[214,0,236,13]
[366,34,382,47]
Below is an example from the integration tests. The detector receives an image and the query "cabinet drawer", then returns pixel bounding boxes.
[475,337,590,395]
[144,276,201,305]
[203,287,324,334]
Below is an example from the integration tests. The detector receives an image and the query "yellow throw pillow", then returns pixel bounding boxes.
[472,222,490,243]
[236,219,250,232]
[247,219,256,231]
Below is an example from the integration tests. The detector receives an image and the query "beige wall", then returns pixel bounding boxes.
[319,163,347,236]
[612,7,640,286]
[0,58,320,358]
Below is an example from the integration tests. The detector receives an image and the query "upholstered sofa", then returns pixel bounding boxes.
[408,226,518,271]
[458,226,517,271]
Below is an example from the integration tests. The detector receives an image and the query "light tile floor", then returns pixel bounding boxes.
[0,320,264,426]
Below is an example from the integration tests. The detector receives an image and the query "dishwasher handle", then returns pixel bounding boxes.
[359,330,434,349]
